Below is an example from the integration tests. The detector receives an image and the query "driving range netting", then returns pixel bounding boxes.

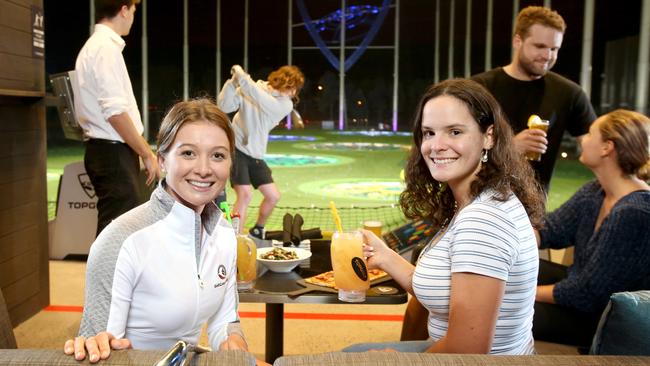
[240,204,408,233]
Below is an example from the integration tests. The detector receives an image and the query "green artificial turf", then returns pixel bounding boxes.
[46,129,593,228]
[547,158,594,211]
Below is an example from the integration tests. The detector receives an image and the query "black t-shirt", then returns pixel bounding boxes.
[472,68,596,189]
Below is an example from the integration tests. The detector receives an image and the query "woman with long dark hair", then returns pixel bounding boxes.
[347,78,545,354]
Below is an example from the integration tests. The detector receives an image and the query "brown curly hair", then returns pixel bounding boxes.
[267,65,305,103]
[400,79,545,229]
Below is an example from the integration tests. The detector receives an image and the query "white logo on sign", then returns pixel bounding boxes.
[33,14,43,28]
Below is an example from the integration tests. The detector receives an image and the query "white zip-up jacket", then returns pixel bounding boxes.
[79,182,244,350]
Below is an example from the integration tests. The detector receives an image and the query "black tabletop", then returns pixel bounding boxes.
[238,240,408,305]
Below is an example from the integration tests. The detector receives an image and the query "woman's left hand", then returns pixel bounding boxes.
[218,334,248,351]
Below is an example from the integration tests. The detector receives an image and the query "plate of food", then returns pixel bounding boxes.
[257,247,312,273]
[302,268,390,289]
[286,269,391,298]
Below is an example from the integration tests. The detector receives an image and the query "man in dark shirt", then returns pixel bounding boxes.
[474,6,600,348]
[472,6,596,190]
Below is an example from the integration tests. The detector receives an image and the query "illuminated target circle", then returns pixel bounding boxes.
[328,131,411,137]
[299,142,409,151]
[268,135,318,142]
[300,179,404,201]
[264,154,343,167]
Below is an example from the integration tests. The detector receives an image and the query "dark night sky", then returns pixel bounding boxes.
[44,0,644,137]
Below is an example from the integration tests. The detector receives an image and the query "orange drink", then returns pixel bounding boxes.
[526,115,550,161]
[330,231,370,302]
[363,220,383,237]
[236,234,257,291]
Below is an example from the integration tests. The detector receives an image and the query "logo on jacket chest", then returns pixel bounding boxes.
[214,264,228,288]
[218,265,227,280]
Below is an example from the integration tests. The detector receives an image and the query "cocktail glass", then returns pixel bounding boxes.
[236,234,257,291]
[330,231,370,302]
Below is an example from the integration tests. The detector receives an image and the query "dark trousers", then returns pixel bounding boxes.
[84,139,141,237]
[533,259,601,348]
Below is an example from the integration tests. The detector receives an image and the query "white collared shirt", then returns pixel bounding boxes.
[74,24,143,142]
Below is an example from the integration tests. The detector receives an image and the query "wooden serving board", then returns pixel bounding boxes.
[287,279,339,298]
[287,271,393,298]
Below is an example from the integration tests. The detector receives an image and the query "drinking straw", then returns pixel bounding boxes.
[219,202,232,224]
[329,201,344,233]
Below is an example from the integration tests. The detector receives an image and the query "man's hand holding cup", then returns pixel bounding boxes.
[514,115,549,161]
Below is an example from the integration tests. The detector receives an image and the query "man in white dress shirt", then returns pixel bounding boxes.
[75,0,160,236]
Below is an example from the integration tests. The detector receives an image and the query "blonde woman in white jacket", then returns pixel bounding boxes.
[64,99,271,365]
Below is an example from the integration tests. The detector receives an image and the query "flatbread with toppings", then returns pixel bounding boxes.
[304,269,388,289]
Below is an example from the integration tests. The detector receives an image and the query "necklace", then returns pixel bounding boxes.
[416,201,458,263]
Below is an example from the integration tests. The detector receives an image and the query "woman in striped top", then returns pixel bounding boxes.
[346,79,545,354]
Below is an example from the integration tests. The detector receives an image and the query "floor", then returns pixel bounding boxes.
[13,261,408,360]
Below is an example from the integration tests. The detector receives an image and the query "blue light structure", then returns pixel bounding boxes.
[313,5,381,37]
[296,0,391,72]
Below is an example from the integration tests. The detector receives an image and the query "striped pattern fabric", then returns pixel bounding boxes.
[273,352,650,366]
[0,349,255,365]
[1,350,649,365]
[413,190,538,355]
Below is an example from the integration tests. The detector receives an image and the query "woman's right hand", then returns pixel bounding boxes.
[360,229,395,270]
[361,229,417,294]
[63,332,131,363]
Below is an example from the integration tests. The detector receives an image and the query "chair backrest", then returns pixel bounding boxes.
[0,288,17,349]
[48,70,83,141]
[590,290,650,355]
